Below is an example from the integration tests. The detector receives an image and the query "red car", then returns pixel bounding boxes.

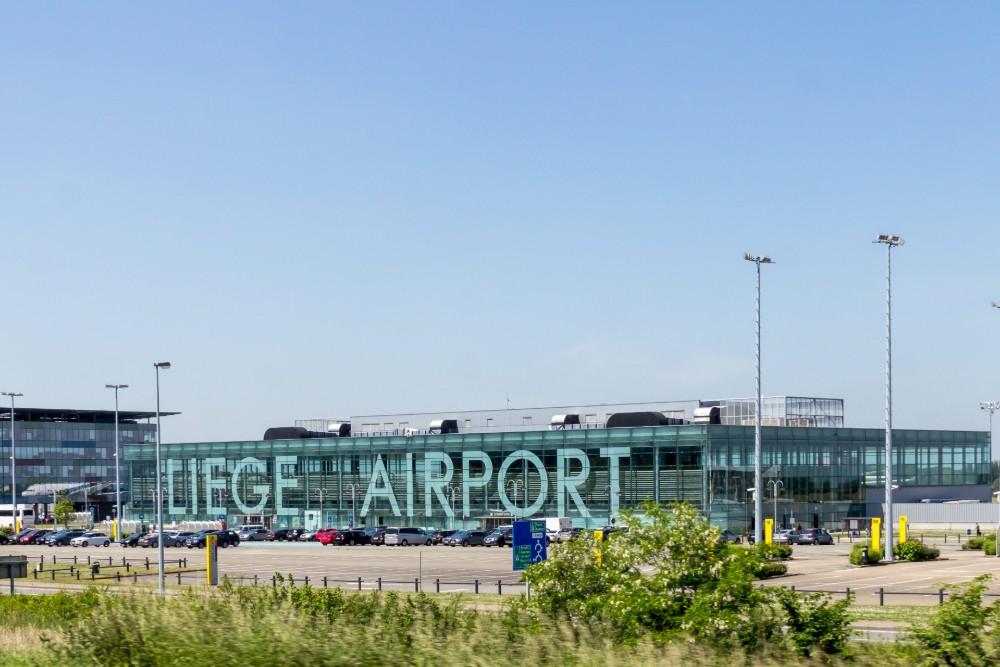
[316,528,339,546]
[20,529,51,545]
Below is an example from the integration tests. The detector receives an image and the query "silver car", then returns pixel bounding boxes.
[237,528,269,541]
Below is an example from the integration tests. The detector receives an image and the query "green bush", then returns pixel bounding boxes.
[895,540,939,562]
[756,543,793,560]
[965,536,986,550]
[849,543,882,565]
[984,539,996,556]
[755,561,788,578]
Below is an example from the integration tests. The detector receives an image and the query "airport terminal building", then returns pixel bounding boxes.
[121,397,991,532]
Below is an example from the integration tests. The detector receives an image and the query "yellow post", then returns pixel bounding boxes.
[899,516,907,544]
[764,518,773,544]
[592,530,604,565]
[206,535,219,586]
[871,517,881,550]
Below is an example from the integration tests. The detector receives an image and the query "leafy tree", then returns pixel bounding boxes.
[53,491,75,528]
[520,501,853,655]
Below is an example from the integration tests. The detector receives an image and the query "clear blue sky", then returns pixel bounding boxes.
[2,3,1000,448]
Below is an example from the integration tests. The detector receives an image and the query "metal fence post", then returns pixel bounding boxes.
[879,587,885,606]
[377,577,382,591]
[497,580,502,595]
[272,576,277,588]
[846,587,850,599]
[474,579,479,594]
[322,576,327,589]
[414,578,419,592]
[435,578,440,593]
[359,577,363,591]
[304,576,309,587]
[939,588,945,605]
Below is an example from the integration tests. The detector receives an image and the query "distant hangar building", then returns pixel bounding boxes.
[122,396,990,533]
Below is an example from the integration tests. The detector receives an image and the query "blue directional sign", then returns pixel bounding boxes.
[138,514,145,520]
[512,520,547,571]
[348,511,354,529]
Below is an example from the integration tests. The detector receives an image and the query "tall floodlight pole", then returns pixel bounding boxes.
[447,485,458,529]
[744,253,774,545]
[346,483,358,528]
[875,234,904,561]
[985,399,1000,558]
[767,479,783,533]
[2,393,21,532]
[106,384,128,540]
[153,362,171,596]
[507,479,522,518]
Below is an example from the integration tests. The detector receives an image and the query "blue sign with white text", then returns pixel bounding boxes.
[512,520,547,571]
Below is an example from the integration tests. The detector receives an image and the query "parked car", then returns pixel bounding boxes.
[365,527,387,546]
[237,528,269,542]
[443,530,489,547]
[798,528,834,545]
[70,532,111,547]
[19,529,51,545]
[288,528,306,541]
[317,528,340,546]
[718,530,742,544]
[299,530,319,542]
[266,529,290,542]
[430,529,458,545]
[138,531,195,548]
[10,529,34,544]
[45,529,88,546]
[484,527,512,548]
[558,527,586,542]
[773,530,803,545]
[183,530,240,548]
[384,527,428,546]
[332,529,370,546]
[120,532,150,548]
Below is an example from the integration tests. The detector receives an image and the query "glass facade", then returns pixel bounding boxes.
[2,419,156,504]
[123,425,989,532]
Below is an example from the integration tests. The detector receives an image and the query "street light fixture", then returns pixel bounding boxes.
[447,485,458,530]
[106,384,128,540]
[153,362,170,596]
[1,392,21,532]
[604,484,621,526]
[506,479,522,519]
[345,483,359,528]
[314,488,329,528]
[767,480,783,534]
[874,234,904,561]
[744,253,774,546]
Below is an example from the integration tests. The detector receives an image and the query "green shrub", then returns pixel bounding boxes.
[965,536,985,550]
[895,540,939,562]
[849,543,882,565]
[756,561,788,578]
[756,543,793,560]
[904,576,999,667]
[985,538,998,556]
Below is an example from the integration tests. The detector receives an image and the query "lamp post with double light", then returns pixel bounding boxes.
[744,253,774,545]
[2,392,22,532]
[767,479,783,534]
[874,234,904,561]
[345,483,359,528]
[153,362,170,596]
[106,384,128,540]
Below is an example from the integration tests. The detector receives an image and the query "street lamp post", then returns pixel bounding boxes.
[767,480,784,534]
[345,484,358,528]
[153,362,171,596]
[744,253,774,545]
[875,234,904,561]
[984,392,1000,557]
[604,484,620,526]
[106,384,128,540]
[314,488,328,527]
[2,392,22,532]
[506,479,522,519]
[447,485,458,529]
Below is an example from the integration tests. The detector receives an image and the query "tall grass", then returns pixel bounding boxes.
[0,582,975,667]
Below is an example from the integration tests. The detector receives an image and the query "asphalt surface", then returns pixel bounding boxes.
[6,533,1000,604]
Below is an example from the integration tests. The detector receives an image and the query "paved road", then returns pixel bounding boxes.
[8,536,1000,602]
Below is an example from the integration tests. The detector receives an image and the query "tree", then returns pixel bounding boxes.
[520,501,852,655]
[53,491,75,528]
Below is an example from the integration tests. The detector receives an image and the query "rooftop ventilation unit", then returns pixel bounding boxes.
[327,422,351,437]
[549,414,581,430]
[429,419,459,435]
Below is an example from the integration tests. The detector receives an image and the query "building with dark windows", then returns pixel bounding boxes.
[121,397,990,532]
[0,408,169,524]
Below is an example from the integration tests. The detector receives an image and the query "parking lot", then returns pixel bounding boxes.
[7,535,1000,603]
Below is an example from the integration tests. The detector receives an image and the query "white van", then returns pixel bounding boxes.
[383,527,428,546]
